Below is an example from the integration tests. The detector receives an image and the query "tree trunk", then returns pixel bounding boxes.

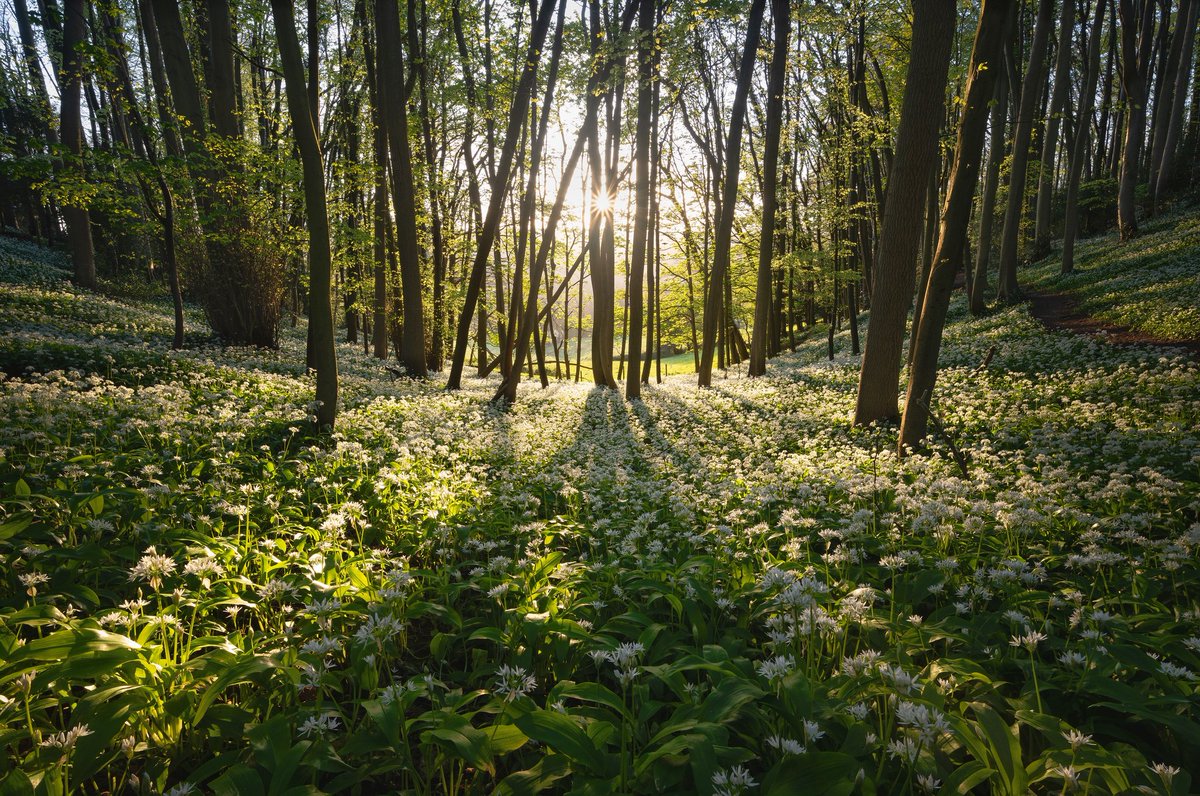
[750,0,790,377]
[698,0,766,388]
[59,0,96,289]
[1154,0,1199,200]
[273,0,336,428]
[900,0,1013,453]
[624,0,655,400]
[1062,0,1108,273]
[375,0,428,376]
[996,0,1054,303]
[852,0,955,424]
[970,47,1010,314]
[445,0,558,389]
[1117,0,1158,239]
[1033,0,1076,258]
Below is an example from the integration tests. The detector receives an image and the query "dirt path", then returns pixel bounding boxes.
[1026,290,1200,358]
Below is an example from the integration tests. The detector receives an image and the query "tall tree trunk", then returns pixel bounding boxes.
[59,0,95,289]
[445,0,559,389]
[1062,0,1108,273]
[1117,0,1157,239]
[376,0,428,376]
[996,0,1054,303]
[698,0,766,388]
[1033,0,1076,258]
[362,0,389,359]
[273,0,336,429]
[853,0,956,425]
[970,47,1011,314]
[1153,0,1198,200]
[749,0,790,377]
[900,0,1013,453]
[624,0,655,400]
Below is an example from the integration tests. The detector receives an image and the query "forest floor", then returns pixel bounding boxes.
[1,229,1199,795]
[1025,289,1200,357]
[1022,204,1200,347]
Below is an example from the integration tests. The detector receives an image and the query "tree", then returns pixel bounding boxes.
[1032,0,1076,259]
[1150,0,1197,207]
[445,0,559,390]
[749,0,791,378]
[1062,0,1108,274]
[1116,0,1157,239]
[996,0,1053,303]
[273,0,338,429]
[900,0,1013,453]
[697,0,766,388]
[376,0,427,377]
[58,0,95,289]
[853,0,956,425]
[970,44,1010,314]
[151,0,280,346]
[625,0,656,400]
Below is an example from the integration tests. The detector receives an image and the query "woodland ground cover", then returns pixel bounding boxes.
[1,237,1199,795]
[1024,208,1200,341]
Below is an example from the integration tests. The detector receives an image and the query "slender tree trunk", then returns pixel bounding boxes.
[698,0,766,387]
[273,0,336,428]
[375,0,429,376]
[971,50,1010,314]
[1033,0,1076,258]
[900,0,1013,453]
[60,0,95,289]
[363,0,389,359]
[1117,0,1157,239]
[624,0,655,400]
[1154,0,1198,200]
[750,0,790,377]
[996,0,1054,303]
[446,0,559,389]
[1063,0,1108,273]
[852,0,955,424]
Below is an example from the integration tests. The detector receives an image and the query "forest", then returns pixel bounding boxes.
[1,0,1199,792]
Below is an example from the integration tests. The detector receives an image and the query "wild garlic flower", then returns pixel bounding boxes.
[493,664,536,701]
[39,724,92,759]
[755,655,794,685]
[711,765,757,796]
[129,548,176,590]
[297,713,341,739]
[766,734,805,755]
[1009,630,1047,651]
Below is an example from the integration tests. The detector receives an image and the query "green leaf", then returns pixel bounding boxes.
[423,713,495,774]
[0,516,32,541]
[13,479,30,497]
[553,681,630,721]
[10,626,140,663]
[975,705,1026,794]
[494,753,572,796]
[0,769,33,796]
[942,761,997,794]
[699,677,764,724]
[515,708,610,775]
[763,752,862,796]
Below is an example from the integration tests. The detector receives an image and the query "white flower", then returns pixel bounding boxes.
[129,549,176,589]
[755,655,794,685]
[765,734,805,755]
[39,724,92,759]
[493,665,536,701]
[1009,630,1047,651]
[297,713,341,738]
[711,764,757,796]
